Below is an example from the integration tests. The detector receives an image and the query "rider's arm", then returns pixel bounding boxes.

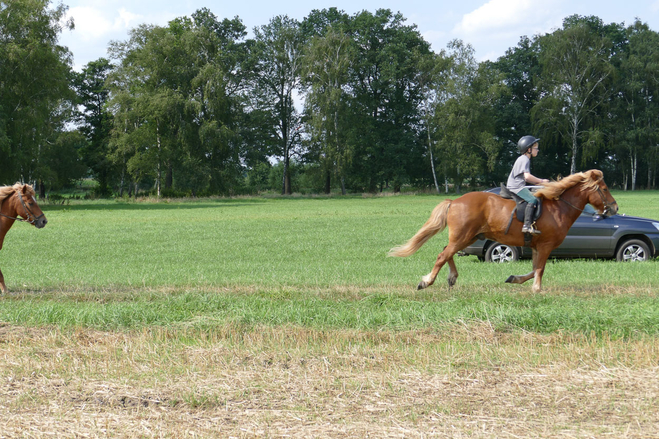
[524,173,550,185]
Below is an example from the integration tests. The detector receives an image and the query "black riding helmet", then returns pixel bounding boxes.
[518,135,540,154]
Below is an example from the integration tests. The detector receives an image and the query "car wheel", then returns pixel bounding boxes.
[484,243,519,263]
[616,239,651,262]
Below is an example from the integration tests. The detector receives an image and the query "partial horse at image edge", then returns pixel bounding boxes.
[0,183,48,293]
[389,170,618,293]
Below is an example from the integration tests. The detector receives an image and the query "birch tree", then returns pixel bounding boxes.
[534,15,616,175]
[251,16,304,195]
[302,26,354,194]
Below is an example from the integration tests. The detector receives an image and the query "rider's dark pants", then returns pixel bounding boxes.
[516,188,538,227]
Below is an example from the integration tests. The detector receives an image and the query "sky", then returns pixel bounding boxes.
[57,0,659,71]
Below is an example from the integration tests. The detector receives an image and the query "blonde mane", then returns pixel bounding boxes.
[0,183,35,204]
[534,170,603,200]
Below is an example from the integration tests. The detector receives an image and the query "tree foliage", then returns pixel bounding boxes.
[302,25,354,194]
[3,3,659,196]
[0,0,77,192]
[534,16,620,175]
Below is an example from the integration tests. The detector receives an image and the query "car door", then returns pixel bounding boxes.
[552,208,617,257]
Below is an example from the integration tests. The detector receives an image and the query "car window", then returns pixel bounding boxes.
[581,204,617,217]
[582,204,596,215]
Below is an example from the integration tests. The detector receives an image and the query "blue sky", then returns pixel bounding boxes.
[58,0,659,71]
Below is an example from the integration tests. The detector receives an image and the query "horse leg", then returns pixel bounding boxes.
[447,256,458,288]
[531,248,551,293]
[505,247,551,292]
[0,239,6,293]
[505,271,535,285]
[0,268,6,294]
[418,245,459,290]
[505,248,537,285]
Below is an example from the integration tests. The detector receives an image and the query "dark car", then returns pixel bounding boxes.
[460,186,659,263]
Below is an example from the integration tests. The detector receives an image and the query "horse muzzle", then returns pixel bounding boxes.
[34,215,47,229]
[603,202,618,217]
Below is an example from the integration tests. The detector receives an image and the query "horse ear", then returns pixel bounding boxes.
[585,169,600,179]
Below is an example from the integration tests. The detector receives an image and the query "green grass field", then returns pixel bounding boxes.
[1,190,658,437]
[2,191,658,334]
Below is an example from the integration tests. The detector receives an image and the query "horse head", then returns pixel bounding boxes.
[584,170,618,217]
[12,184,47,228]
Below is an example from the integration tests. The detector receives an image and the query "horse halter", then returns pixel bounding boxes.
[595,186,617,216]
[560,180,616,216]
[0,191,45,225]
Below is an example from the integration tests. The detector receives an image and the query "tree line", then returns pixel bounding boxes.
[2,1,659,198]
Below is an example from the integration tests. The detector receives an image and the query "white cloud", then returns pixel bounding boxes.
[60,4,184,70]
[453,0,564,39]
[116,8,141,29]
[652,0,659,13]
[454,0,534,34]
[448,0,566,60]
[66,6,142,41]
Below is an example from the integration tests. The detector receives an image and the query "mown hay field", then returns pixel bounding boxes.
[1,191,658,437]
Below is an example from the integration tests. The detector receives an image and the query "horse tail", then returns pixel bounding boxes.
[388,199,452,257]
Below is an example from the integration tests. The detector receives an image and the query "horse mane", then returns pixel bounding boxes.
[534,170,603,200]
[0,183,35,204]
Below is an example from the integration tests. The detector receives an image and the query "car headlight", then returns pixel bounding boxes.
[653,222,659,231]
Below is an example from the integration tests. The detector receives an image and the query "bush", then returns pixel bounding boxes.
[246,162,273,192]
[48,193,65,201]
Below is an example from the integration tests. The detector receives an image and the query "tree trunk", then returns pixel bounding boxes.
[570,117,579,175]
[156,125,162,198]
[427,130,440,194]
[119,123,128,197]
[165,164,173,190]
[156,162,161,198]
[631,149,637,191]
[335,110,346,196]
[119,166,125,197]
[282,151,291,195]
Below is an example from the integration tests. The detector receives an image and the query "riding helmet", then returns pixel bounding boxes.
[517,135,540,154]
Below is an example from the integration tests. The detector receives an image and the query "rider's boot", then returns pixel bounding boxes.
[521,202,541,235]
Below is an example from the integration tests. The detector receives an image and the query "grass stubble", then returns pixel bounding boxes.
[1,285,659,438]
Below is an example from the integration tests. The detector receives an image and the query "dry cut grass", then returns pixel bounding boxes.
[1,321,659,438]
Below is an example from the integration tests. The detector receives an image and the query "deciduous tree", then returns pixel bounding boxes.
[534,15,617,175]
[0,0,74,191]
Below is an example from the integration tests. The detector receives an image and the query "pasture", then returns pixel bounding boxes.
[1,191,658,437]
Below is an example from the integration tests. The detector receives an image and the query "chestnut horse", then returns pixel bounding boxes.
[389,170,618,292]
[0,183,48,293]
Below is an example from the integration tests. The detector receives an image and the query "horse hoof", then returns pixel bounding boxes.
[505,275,515,283]
[417,281,428,290]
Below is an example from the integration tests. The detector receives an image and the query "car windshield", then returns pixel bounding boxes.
[582,204,617,217]
[582,204,597,215]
